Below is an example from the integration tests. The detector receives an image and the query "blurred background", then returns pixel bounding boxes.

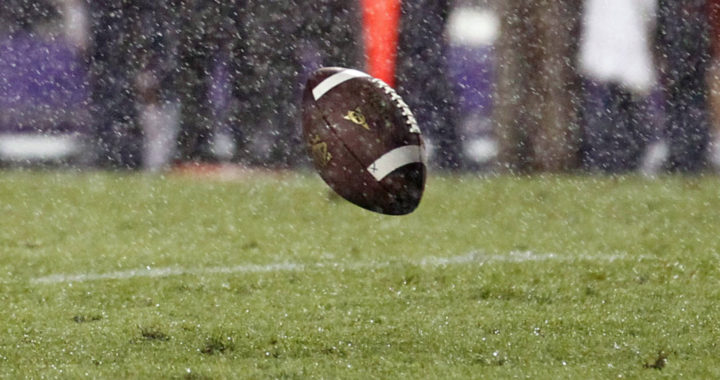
[1,0,719,174]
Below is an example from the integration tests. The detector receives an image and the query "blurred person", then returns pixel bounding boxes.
[229,0,302,166]
[87,1,145,169]
[656,0,712,172]
[578,0,657,173]
[393,0,462,169]
[493,0,583,172]
[229,0,364,167]
[173,0,238,163]
[135,7,181,172]
[87,1,177,169]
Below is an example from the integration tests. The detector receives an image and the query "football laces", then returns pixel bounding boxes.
[370,78,421,134]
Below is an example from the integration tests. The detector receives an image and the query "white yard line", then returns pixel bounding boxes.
[27,250,641,285]
[30,263,305,285]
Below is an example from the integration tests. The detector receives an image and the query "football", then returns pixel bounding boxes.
[302,67,426,215]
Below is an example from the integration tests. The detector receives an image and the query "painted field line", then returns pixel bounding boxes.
[30,263,304,285]
[29,250,640,285]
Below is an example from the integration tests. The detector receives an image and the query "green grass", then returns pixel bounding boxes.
[1,170,720,378]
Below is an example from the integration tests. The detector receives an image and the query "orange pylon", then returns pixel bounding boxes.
[362,0,401,87]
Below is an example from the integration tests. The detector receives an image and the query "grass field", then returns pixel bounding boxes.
[1,169,720,378]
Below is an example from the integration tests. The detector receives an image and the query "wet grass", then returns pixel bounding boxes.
[1,169,720,378]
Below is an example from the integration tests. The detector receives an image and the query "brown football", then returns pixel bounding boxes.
[302,67,426,215]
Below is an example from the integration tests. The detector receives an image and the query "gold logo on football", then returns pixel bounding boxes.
[343,108,370,130]
[310,135,332,166]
